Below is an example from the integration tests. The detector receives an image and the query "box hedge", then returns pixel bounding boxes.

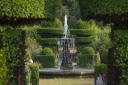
[70,29,96,37]
[37,28,63,38]
[75,37,96,45]
[0,0,60,19]
[78,47,95,68]
[108,29,128,85]
[0,49,7,85]
[39,38,57,46]
[33,47,55,68]
[25,63,39,85]
[2,27,26,85]
[79,0,128,18]
[0,0,45,19]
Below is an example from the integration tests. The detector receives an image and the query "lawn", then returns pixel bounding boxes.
[39,78,94,85]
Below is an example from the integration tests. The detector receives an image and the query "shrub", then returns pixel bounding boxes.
[108,29,128,85]
[34,47,55,68]
[95,64,107,78]
[70,29,96,37]
[39,38,57,46]
[37,28,63,38]
[25,65,31,85]
[0,0,45,19]
[25,63,39,85]
[79,0,128,18]
[29,63,39,85]
[75,37,96,45]
[0,49,7,85]
[78,47,95,68]
[40,18,63,28]
[3,27,26,85]
[81,47,95,54]
[42,47,54,55]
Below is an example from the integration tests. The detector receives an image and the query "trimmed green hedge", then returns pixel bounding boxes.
[37,28,63,38]
[70,29,96,37]
[25,63,39,85]
[76,37,96,45]
[35,55,55,68]
[79,0,128,18]
[78,47,95,68]
[95,64,107,78]
[3,27,26,85]
[0,0,60,19]
[33,47,55,68]
[0,49,7,85]
[108,29,128,85]
[40,18,63,28]
[0,0,45,19]
[39,38,57,46]
[44,0,61,18]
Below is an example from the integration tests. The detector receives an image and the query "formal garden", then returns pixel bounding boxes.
[0,0,128,85]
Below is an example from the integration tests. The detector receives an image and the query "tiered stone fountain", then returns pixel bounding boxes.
[39,15,94,78]
[58,15,76,70]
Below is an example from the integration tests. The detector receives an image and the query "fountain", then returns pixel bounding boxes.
[58,15,77,70]
[39,15,94,78]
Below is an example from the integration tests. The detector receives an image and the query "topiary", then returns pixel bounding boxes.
[42,47,54,56]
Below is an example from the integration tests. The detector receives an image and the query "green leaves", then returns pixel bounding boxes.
[79,0,128,18]
[0,0,60,19]
[112,29,128,84]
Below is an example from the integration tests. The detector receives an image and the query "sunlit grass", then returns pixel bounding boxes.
[39,78,94,85]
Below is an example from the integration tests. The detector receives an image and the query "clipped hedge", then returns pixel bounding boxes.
[37,28,63,38]
[75,37,96,45]
[95,64,107,78]
[108,29,128,85]
[33,47,55,68]
[39,38,57,46]
[3,27,26,85]
[0,0,45,19]
[35,55,55,68]
[40,18,63,28]
[44,0,61,18]
[70,29,96,37]
[25,63,39,85]
[0,49,7,85]
[79,0,128,18]
[78,47,95,68]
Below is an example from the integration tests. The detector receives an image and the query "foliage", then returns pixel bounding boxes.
[78,47,95,68]
[2,27,25,85]
[25,28,42,60]
[108,29,128,84]
[95,64,107,78]
[41,47,54,55]
[0,49,7,85]
[75,19,100,34]
[25,63,39,85]
[37,28,63,38]
[39,38,57,46]
[29,63,39,85]
[40,18,63,28]
[75,37,96,45]
[44,0,61,18]
[81,47,95,54]
[70,29,96,36]
[79,0,128,18]
[93,25,111,64]
[0,0,45,19]
[34,47,55,68]
[25,65,31,85]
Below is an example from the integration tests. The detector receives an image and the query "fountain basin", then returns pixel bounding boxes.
[39,68,94,78]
